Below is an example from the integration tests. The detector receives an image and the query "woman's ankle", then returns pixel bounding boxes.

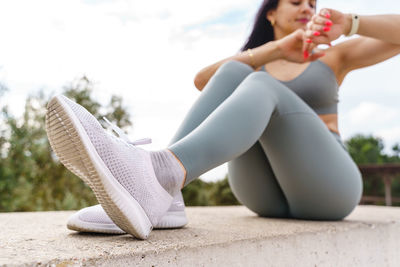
[149,149,186,195]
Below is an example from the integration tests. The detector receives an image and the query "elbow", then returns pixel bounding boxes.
[194,73,205,92]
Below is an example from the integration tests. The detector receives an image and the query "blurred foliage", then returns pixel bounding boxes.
[182,176,240,206]
[346,134,400,164]
[0,76,399,211]
[0,76,132,211]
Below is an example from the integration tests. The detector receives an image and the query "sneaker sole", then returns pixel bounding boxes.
[67,210,188,234]
[46,95,153,239]
[155,211,188,229]
[67,215,126,234]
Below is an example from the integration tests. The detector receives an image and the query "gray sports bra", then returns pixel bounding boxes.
[260,60,339,114]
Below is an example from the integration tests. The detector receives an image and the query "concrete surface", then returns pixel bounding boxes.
[1,205,400,267]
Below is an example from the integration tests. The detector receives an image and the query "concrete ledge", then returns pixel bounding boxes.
[1,205,400,266]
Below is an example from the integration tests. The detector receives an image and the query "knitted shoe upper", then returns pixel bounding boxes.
[78,204,115,224]
[61,95,172,225]
[168,191,186,212]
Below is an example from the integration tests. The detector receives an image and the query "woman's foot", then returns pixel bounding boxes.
[67,192,187,234]
[45,95,183,239]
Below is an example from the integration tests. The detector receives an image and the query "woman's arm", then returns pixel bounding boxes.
[194,41,281,91]
[195,28,325,91]
[339,13,400,72]
[343,14,400,44]
[304,9,400,74]
[334,37,400,74]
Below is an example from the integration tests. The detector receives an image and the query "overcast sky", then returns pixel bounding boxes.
[0,0,399,182]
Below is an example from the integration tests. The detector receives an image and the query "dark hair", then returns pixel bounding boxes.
[239,0,279,52]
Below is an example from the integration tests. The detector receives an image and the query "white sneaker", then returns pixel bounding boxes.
[67,192,188,234]
[46,95,174,239]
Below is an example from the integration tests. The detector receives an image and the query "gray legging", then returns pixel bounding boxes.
[168,60,363,221]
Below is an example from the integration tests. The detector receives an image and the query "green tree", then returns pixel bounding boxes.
[345,134,386,164]
[209,175,240,205]
[345,133,400,164]
[62,75,132,130]
[0,76,133,211]
[182,179,211,206]
[392,143,400,158]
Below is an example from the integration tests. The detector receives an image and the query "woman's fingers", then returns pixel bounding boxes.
[305,28,329,39]
[302,31,312,57]
[303,41,317,59]
[312,13,333,26]
[307,24,331,33]
[302,8,337,59]
[305,9,333,44]
[303,30,330,60]
[303,48,326,61]
[305,29,331,44]
[320,8,332,20]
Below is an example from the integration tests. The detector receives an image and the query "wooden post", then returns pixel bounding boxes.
[357,163,400,206]
[383,175,392,206]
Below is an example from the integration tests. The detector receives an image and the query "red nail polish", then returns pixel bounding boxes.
[306,38,312,43]
[303,50,309,59]
[325,20,333,26]
[325,13,331,19]
[323,27,331,32]
[313,31,321,36]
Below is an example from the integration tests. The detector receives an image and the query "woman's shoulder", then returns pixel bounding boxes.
[317,46,346,86]
[317,45,339,68]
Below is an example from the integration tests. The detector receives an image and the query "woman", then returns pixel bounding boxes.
[46,0,400,239]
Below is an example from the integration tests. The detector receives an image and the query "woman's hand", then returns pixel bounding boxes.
[303,8,349,56]
[276,28,325,63]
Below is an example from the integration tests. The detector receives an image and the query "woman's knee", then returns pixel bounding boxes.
[240,71,285,99]
[243,70,282,86]
[328,167,363,220]
[215,60,254,78]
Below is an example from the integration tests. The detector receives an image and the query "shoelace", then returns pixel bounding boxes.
[102,117,152,146]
